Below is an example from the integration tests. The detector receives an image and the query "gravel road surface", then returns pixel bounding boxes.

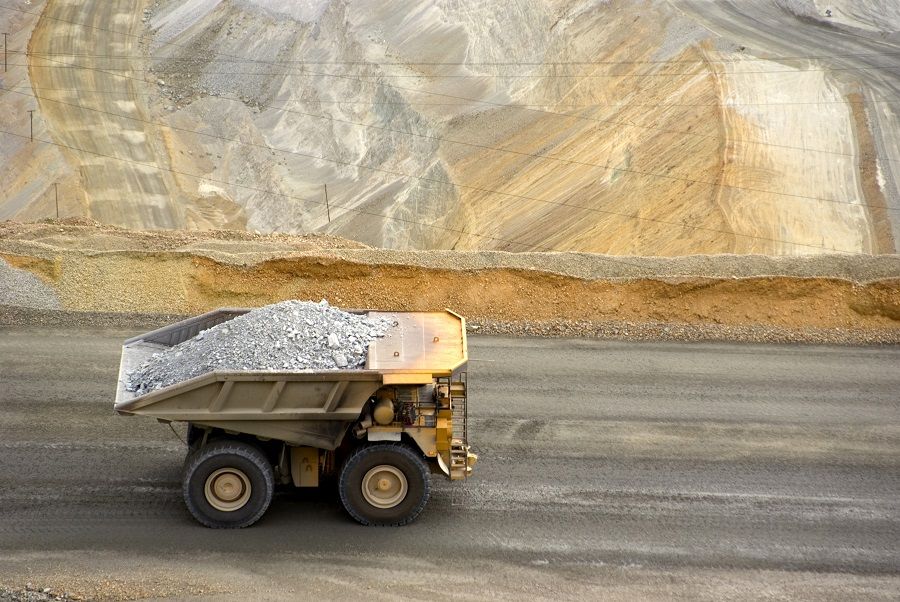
[1,323,898,600]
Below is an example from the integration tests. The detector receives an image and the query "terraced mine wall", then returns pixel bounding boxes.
[5,1,899,256]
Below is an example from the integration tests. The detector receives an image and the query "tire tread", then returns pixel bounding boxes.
[182,440,274,529]
[338,443,430,526]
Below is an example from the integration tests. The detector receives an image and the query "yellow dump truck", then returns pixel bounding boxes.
[114,308,476,528]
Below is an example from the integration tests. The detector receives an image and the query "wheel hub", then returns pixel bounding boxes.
[361,465,408,509]
[205,467,252,512]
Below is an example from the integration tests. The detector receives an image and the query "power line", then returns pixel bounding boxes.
[2,2,897,79]
[0,128,539,253]
[8,0,898,164]
[0,126,679,269]
[4,21,900,65]
[16,51,900,199]
[4,3,888,253]
[13,60,900,78]
[10,82,896,214]
[290,65,900,166]
[8,86,900,107]
[25,54,900,167]
[15,48,900,64]
[207,101,900,185]
[2,88,869,253]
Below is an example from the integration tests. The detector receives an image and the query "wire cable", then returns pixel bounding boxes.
[3,127,710,273]
[23,53,900,168]
[7,0,898,164]
[0,128,554,253]
[1,91,868,254]
[2,2,899,68]
[12,48,900,65]
[10,66,899,213]
[10,60,900,78]
[8,85,900,107]
[3,2,890,254]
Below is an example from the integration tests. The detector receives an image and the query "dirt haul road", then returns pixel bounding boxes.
[670,0,900,252]
[27,0,186,228]
[1,322,898,600]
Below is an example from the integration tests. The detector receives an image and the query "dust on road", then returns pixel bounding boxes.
[1,323,898,599]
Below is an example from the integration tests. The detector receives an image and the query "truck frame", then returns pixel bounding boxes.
[114,308,476,528]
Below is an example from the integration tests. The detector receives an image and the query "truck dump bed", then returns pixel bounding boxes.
[114,308,466,449]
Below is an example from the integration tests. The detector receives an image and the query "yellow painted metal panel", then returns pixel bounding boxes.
[382,373,436,385]
[291,446,320,487]
[367,310,466,374]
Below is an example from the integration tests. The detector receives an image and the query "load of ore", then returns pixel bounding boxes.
[126,300,394,395]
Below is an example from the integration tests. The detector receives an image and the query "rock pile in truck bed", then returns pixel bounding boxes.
[126,300,394,395]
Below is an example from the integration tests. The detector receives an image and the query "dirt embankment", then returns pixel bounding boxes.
[1,221,898,344]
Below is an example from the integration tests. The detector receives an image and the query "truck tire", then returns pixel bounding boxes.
[338,443,430,526]
[182,440,274,529]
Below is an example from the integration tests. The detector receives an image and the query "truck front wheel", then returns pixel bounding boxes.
[339,443,430,526]
[182,440,274,528]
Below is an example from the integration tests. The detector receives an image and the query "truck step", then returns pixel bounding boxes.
[449,440,472,477]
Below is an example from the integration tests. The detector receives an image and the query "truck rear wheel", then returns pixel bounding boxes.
[183,440,274,528]
[339,443,430,526]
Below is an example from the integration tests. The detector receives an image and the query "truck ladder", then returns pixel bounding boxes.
[449,373,471,479]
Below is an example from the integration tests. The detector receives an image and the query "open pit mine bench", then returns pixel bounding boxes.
[114,309,476,528]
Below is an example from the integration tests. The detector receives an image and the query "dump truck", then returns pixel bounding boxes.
[114,308,476,528]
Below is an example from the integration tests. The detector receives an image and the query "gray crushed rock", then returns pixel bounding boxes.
[0,585,79,602]
[0,259,61,310]
[126,300,394,395]
[2,306,895,346]
[469,319,900,346]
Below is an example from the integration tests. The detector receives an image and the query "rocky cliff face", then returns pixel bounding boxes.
[2,0,898,255]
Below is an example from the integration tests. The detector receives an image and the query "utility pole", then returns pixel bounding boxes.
[54,183,59,219]
[324,184,331,223]
[3,33,7,73]
[27,109,34,141]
